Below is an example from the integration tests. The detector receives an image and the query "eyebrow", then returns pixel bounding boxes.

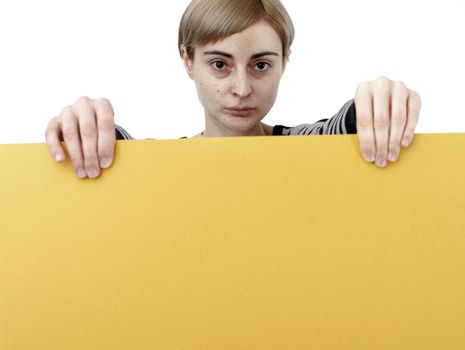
[203,50,279,59]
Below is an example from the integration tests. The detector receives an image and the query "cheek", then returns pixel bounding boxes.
[195,78,224,106]
[259,78,281,103]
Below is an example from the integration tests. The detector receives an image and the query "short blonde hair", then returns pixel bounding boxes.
[178,0,294,63]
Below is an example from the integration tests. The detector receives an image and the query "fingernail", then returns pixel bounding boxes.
[87,167,100,178]
[100,158,112,169]
[77,167,87,179]
[388,151,398,162]
[376,157,387,167]
[364,152,375,162]
[54,153,63,162]
[402,136,411,147]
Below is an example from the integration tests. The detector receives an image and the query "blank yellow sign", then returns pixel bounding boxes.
[1,133,465,349]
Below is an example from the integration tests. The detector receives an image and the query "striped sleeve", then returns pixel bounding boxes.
[115,124,135,140]
[279,99,357,136]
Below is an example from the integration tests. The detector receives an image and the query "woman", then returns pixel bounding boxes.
[45,0,421,179]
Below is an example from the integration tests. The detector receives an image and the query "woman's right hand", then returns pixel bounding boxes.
[45,96,116,179]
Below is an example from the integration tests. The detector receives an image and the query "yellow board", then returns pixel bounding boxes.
[1,133,465,350]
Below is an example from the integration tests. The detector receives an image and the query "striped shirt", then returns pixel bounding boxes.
[115,99,357,140]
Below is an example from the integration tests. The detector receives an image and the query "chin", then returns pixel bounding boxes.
[226,119,266,135]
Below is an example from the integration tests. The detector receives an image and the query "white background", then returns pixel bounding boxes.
[0,0,464,144]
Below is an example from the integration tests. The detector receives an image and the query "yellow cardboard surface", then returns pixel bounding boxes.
[1,134,465,349]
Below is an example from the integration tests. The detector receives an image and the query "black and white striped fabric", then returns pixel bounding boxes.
[115,99,357,140]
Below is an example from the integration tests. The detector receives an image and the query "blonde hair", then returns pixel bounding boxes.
[178,0,294,64]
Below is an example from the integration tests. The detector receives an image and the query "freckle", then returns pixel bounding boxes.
[217,90,219,93]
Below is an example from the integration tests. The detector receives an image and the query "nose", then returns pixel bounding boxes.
[230,68,252,98]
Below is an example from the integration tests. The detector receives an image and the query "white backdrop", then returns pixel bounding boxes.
[0,0,464,144]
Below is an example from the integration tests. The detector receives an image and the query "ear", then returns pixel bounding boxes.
[180,44,194,80]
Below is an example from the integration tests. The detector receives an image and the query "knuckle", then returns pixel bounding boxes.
[62,126,77,140]
[45,117,57,136]
[374,120,389,129]
[95,97,113,110]
[376,75,389,82]
[389,145,400,155]
[411,90,422,108]
[389,143,400,152]
[60,108,77,129]
[72,162,85,173]
[393,80,407,89]
[410,105,421,117]
[68,146,83,159]
[74,99,95,116]
[73,96,94,114]
[408,106,421,120]
[379,81,391,91]
[374,114,389,127]
[357,116,372,127]
[376,147,388,156]
[68,152,83,165]
[85,156,99,167]
[373,76,392,90]
[404,126,415,136]
[80,123,97,138]
[44,127,55,140]
[76,95,91,105]
[60,105,73,117]
[355,81,369,95]
[391,111,406,123]
[46,115,58,127]
[98,116,115,131]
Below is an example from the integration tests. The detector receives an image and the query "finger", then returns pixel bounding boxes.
[388,81,408,162]
[355,82,376,163]
[93,98,115,169]
[61,107,87,178]
[402,90,421,147]
[373,78,391,167]
[45,116,66,162]
[75,97,100,178]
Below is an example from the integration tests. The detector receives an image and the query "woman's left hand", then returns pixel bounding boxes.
[354,76,422,168]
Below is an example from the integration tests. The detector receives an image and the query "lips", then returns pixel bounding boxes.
[224,106,256,117]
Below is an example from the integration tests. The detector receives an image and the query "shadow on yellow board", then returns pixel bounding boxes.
[1,133,465,350]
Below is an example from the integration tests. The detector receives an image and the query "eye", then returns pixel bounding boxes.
[254,62,271,71]
[211,60,227,71]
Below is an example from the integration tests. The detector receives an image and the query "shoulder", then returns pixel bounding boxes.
[274,99,356,136]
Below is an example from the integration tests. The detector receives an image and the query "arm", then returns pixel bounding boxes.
[115,125,134,140]
[279,99,357,136]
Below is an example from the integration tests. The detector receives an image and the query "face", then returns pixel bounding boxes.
[182,20,285,137]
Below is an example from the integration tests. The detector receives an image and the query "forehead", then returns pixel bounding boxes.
[200,21,282,56]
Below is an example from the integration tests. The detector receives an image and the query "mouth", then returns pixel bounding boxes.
[224,107,256,117]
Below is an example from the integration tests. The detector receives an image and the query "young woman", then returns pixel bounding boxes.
[45,0,421,179]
